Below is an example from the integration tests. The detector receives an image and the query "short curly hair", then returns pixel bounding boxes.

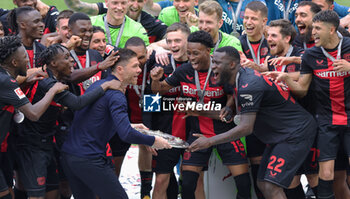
[187,30,214,48]
[0,36,23,64]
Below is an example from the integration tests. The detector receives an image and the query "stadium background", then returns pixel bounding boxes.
[0,0,349,11]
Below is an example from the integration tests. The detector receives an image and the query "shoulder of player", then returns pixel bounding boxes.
[87,49,103,59]
[342,37,350,49]
[239,68,266,89]
[221,31,242,47]
[34,40,47,51]
[159,6,176,15]
[37,76,57,90]
[125,16,147,31]
[292,46,304,56]
[0,72,17,86]
[90,14,105,25]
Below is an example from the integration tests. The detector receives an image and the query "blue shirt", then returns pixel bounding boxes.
[266,0,349,26]
[217,0,266,35]
[62,75,155,158]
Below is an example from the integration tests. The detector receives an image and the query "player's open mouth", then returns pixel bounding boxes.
[269,43,277,50]
[82,40,90,46]
[178,9,188,15]
[245,27,254,33]
[171,49,180,54]
[129,7,139,12]
[297,24,306,34]
[213,71,219,80]
[314,36,320,44]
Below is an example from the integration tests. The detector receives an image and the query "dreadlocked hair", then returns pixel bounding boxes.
[8,6,35,35]
[36,44,67,69]
[0,36,22,64]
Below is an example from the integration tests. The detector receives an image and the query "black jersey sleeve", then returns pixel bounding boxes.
[45,6,59,33]
[237,75,265,114]
[141,11,167,42]
[0,76,29,108]
[39,78,105,110]
[164,64,184,87]
[96,2,108,15]
[300,50,313,74]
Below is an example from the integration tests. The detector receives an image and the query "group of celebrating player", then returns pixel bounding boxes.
[0,0,350,199]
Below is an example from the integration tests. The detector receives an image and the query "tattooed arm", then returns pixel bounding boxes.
[64,0,100,16]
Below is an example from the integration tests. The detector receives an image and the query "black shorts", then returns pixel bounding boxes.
[182,135,247,167]
[16,146,58,197]
[1,152,14,188]
[258,135,315,188]
[152,148,183,174]
[109,133,131,157]
[246,133,266,158]
[297,136,319,175]
[318,124,350,161]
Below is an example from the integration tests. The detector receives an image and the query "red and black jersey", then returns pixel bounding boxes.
[0,6,58,36]
[150,55,187,140]
[125,52,157,123]
[267,46,303,72]
[237,67,316,144]
[293,34,315,50]
[0,68,29,145]
[71,49,104,95]
[239,34,269,64]
[43,6,59,35]
[165,63,233,138]
[25,41,46,69]
[96,3,167,43]
[301,37,350,126]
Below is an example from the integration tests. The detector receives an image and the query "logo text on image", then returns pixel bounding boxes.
[143,93,161,112]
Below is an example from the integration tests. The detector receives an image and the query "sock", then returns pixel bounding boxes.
[181,171,199,199]
[60,194,72,199]
[0,193,11,199]
[311,185,318,197]
[251,164,265,199]
[14,188,27,199]
[234,173,252,199]
[318,178,334,199]
[140,171,153,198]
[166,172,178,199]
[284,184,305,199]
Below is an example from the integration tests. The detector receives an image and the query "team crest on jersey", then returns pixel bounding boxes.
[344,53,350,61]
[287,65,296,72]
[14,88,25,99]
[261,47,268,56]
[143,93,161,112]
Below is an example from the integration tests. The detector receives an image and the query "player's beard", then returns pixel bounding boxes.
[300,26,313,43]
[218,67,232,86]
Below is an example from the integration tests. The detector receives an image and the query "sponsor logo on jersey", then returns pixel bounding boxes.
[316,59,324,66]
[240,94,252,101]
[14,88,25,99]
[182,85,224,98]
[315,70,350,78]
[186,75,193,81]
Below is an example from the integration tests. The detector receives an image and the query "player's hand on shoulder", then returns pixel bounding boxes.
[150,66,164,81]
[154,47,170,66]
[25,70,47,85]
[262,71,289,82]
[101,79,122,91]
[51,82,69,94]
[152,136,172,150]
[188,134,212,152]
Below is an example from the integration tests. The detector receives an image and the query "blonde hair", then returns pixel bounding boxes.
[199,1,222,21]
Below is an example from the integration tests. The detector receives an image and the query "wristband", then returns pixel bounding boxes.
[96,63,101,71]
